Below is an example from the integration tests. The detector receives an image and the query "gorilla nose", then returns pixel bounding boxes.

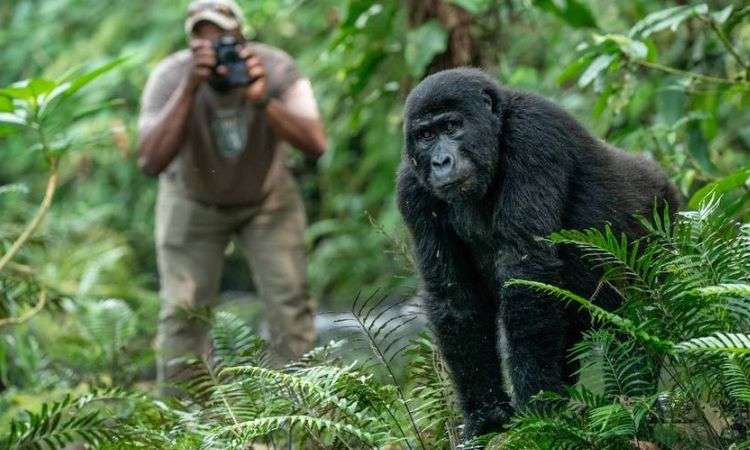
[431,154,454,177]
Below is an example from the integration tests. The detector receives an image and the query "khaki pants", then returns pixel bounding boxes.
[154,173,315,394]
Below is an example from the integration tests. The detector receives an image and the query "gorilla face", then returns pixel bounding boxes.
[404,69,502,202]
[411,111,474,197]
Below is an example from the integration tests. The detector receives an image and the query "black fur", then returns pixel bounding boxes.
[397,68,680,438]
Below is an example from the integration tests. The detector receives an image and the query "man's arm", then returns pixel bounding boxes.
[264,98,327,159]
[137,40,217,177]
[241,49,327,159]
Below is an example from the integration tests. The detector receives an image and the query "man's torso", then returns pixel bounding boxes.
[143,43,301,206]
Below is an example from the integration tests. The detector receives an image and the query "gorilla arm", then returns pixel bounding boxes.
[493,96,578,405]
[397,167,513,438]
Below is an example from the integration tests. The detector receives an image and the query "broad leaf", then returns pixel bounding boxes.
[593,34,648,60]
[688,166,750,209]
[533,0,598,29]
[712,5,733,24]
[63,56,128,98]
[0,95,13,112]
[557,52,596,85]
[630,4,708,38]
[578,53,617,88]
[405,20,448,78]
[0,112,27,127]
[0,183,29,196]
[686,122,719,177]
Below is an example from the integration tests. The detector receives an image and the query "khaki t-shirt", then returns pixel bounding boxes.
[138,43,314,206]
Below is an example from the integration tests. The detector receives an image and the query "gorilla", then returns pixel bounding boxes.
[397,68,679,438]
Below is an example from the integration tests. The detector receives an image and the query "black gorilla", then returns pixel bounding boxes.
[397,68,679,438]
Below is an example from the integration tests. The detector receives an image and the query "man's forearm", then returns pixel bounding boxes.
[138,80,196,176]
[264,99,327,159]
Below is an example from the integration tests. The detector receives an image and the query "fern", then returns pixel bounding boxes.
[500,198,750,449]
[406,333,461,448]
[504,279,672,350]
[222,415,378,445]
[675,332,750,354]
[2,389,148,450]
[721,355,750,404]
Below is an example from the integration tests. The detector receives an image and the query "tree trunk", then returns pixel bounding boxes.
[406,0,479,74]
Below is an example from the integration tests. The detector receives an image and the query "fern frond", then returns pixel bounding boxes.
[341,292,427,449]
[219,415,379,446]
[549,226,660,296]
[722,355,750,403]
[696,284,750,298]
[405,333,461,447]
[222,365,371,425]
[505,279,672,350]
[676,333,750,354]
[4,389,147,450]
[210,311,267,367]
[79,298,137,360]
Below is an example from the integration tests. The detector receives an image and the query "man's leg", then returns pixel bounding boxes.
[237,175,315,363]
[155,186,230,396]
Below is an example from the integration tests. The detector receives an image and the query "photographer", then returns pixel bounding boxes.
[137,0,326,396]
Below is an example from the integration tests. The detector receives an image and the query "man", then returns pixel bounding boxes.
[137,0,326,394]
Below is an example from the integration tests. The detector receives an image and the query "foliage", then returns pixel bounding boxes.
[496,198,750,449]
[0,0,749,449]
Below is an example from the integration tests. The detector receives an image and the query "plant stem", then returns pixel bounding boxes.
[351,308,425,450]
[634,60,748,87]
[0,288,47,328]
[704,16,748,72]
[0,159,59,273]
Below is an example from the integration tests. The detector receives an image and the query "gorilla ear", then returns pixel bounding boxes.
[482,91,493,111]
[482,88,499,114]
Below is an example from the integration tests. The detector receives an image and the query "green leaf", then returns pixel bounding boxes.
[557,52,596,85]
[676,333,750,354]
[26,78,58,97]
[0,112,27,126]
[712,5,733,24]
[686,122,719,177]
[446,0,492,14]
[578,53,617,88]
[71,98,126,123]
[688,166,750,209]
[405,20,448,78]
[656,85,686,124]
[695,284,750,298]
[504,279,673,350]
[630,4,709,38]
[0,183,29,196]
[0,85,34,101]
[532,0,598,29]
[0,95,13,112]
[63,56,128,98]
[593,34,648,60]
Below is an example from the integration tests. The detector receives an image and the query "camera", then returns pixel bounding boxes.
[210,36,251,91]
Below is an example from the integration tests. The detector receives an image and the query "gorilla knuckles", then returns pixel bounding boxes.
[397,68,679,440]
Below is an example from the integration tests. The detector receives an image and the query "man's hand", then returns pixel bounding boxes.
[239,47,269,105]
[187,39,218,91]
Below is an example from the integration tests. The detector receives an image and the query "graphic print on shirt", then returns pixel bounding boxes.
[210,107,248,158]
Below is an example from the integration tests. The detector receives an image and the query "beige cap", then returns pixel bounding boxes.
[185,0,245,35]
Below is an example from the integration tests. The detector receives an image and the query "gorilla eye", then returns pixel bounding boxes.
[418,129,435,141]
[446,119,462,133]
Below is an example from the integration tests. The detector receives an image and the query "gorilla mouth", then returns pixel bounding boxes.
[434,177,470,195]
[439,180,462,189]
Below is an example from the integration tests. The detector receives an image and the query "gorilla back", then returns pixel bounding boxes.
[397,68,679,438]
